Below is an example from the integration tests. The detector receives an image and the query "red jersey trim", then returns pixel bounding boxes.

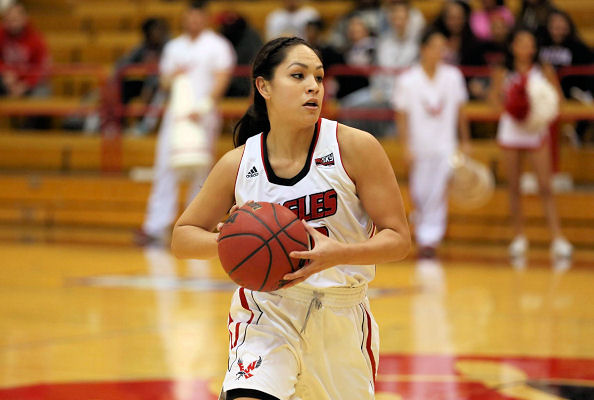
[233,145,247,200]
[336,122,355,183]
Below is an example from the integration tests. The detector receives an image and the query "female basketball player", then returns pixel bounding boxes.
[489,28,572,259]
[171,37,411,400]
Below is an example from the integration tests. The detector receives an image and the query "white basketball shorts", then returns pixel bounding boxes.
[221,284,379,400]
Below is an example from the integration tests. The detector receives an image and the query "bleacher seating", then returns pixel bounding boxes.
[1,0,593,247]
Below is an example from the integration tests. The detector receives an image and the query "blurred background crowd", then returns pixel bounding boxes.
[1,0,592,142]
[0,0,593,254]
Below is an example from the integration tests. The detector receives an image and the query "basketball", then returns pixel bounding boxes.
[217,201,310,292]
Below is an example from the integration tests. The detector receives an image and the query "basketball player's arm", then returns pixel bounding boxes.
[209,68,233,105]
[487,66,506,112]
[395,110,412,166]
[285,126,411,284]
[458,107,472,154]
[542,63,564,101]
[170,148,242,259]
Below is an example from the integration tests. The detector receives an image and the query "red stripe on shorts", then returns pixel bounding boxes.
[364,307,377,384]
[232,288,255,348]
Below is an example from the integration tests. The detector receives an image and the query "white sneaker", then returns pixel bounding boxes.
[551,237,573,258]
[509,235,528,258]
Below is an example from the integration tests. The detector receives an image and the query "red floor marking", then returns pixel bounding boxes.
[1,354,592,399]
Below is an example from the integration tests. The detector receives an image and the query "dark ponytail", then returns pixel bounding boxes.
[233,36,322,147]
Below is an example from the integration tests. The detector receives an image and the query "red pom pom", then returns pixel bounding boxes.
[504,74,530,121]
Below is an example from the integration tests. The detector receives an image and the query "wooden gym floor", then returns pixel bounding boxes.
[1,241,593,399]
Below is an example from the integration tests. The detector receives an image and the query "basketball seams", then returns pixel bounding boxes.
[238,204,307,270]
[271,205,303,272]
[222,232,271,276]
[219,202,308,291]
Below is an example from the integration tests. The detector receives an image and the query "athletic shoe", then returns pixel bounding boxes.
[133,229,164,247]
[509,235,528,258]
[418,246,437,259]
[551,237,573,259]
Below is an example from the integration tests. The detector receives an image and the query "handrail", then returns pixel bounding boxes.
[2,63,593,172]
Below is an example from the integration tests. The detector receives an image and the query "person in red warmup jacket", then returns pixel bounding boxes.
[0,1,49,97]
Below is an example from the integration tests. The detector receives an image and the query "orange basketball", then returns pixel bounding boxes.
[217,202,309,291]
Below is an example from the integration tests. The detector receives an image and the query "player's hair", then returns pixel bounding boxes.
[419,28,445,47]
[188,0,209,10]
[233,37,322,147]
[504,27,540,71]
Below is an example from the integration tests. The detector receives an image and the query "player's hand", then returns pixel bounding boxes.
[172,66,189,78]
[283,221,345,287]
[460,141,472,156]
[404,148,414,171]
[187,111,202,124]
[216,201,254,235]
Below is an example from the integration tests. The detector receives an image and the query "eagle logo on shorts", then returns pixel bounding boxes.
[236,356,262,380]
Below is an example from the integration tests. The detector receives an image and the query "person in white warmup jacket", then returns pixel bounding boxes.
[393,29,471,259]
[137,0,235,245]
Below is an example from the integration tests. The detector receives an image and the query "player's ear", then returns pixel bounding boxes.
[255,76,271,100]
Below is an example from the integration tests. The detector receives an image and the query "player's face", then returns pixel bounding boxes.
[184,8,208,36]
[548,13,570,44]
[3,5,27,35]
[512,31,536,63]
[267,45,324,125]
[421,33,446,66]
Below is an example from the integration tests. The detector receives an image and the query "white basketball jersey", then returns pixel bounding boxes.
[235,118,375,288]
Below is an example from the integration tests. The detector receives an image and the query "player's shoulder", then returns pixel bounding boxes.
[397,65,420,84]
[163,35,187,52]
[337,123,382,154]
[221,145,245,164]
[213,145,245,175]
[441,63,464,79]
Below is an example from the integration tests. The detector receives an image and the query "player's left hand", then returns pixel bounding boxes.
[283,220,345,287]
[460,141,472,156]
[187,111,202,124]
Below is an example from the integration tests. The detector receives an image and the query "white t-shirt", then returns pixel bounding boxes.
[372,32,419,101]
[160,30,236,105]
[265,6,320,40]
[496,67,549,149]
[392,63,468,156]
[235,118,375,288]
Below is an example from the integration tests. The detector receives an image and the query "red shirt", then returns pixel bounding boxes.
[0,22,50,88]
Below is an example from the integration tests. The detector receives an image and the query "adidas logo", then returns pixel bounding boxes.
[246,166,259,178]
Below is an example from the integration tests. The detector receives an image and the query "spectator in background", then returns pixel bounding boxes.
[218,11,262,97]
[304,18,343,70]
[433,0,486,67]
[380,0,425,42]
[327,0,384,53]
[117,18,169,107]
[482,10,514,66]
[517,0,557,36]
[374,1,420,102]
[336,14,375,100]
[539,9,593,145]
[393,29,470,259]
[119,17,169,135]
[0,1,49,97]
[336,13,381,135]
[470,0,514,42]
[80,17,170,135]
[265,0,319,41]
[539,10,592,97]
